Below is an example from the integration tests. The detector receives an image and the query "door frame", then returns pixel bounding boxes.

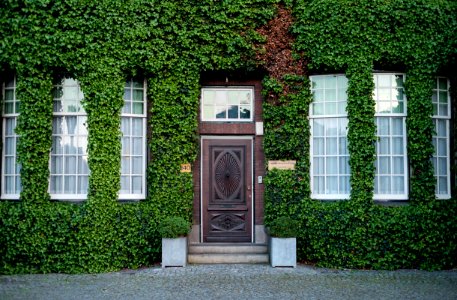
[200,135,254,243]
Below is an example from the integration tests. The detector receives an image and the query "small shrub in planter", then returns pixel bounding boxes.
[159,216,191,268]
[267,216,300,268]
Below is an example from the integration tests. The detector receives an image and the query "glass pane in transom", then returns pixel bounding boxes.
[201,87,254,121]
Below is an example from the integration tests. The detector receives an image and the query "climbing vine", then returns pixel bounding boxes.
[0,0,456,273]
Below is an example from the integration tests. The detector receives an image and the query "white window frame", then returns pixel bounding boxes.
[119,79,147,200]
[373,73,408,200]
[200,87,254,122]
[50,78,88,200]
[310,74,350,200]
[432,77,451,199]
[1,76,21,199]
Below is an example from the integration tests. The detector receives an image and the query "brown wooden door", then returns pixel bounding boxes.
[202,138,252,242]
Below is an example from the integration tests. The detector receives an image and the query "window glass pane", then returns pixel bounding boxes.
[394,75,404,88]
[122,137,130,155]
[124,88,131,101]
[324,76,336,88]
[392,157,404,174]
[312,77,325,89]
[5,137,15,155]
[392,137,403,155]
[123,102,131,114]
[5,176,14,194]
[133,138,143,155]
[379,176,391,193]
[132,118,143,135]
[392,176,404,194]
[438,177,447,194]
[132,102,143,114]
[227,91,239,104]
[439,91,448,103]
[132,157,142,174]
[313,138,324,155]
[337,76,348,89]
[120,176,129,193]
[78,177,88,194]
[133,90,143,101]
[4,90,14,101]
[228,105,238,119]
[326,138,337,154]
[377,118,389,135]
[326,89,336,102]
[438,139,447,156]
[132,176,142,194]
[51,176,62,193]
[378,157,390,174]
[215,91,226,105]
[339,137,348,155]
[313,158,324,175]
[438,158,447,176]
[5,157,14,174]
[215,107,226,119]
[202,90,215,105]
[326,157,337,174]
[377,75,391,87]
[438,78,447,90]
[121,158,130,174]
[313,103,324,115]
[339,176,350,193]
[326,102,337,115]
[326,176,338,193]
[378,138,390,155]
[240,106,251,119]
[339,157,350,174]
[51,156,63,174]
[313,176,324,194]
[78,157,89,174]
[64,176,76,194]
[391,118,403,135]
[313,90,324,102]
[203,106,213,119]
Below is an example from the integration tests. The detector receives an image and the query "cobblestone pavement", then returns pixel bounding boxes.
[1,264,456,300]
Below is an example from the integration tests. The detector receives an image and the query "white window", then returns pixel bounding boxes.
[373,74,408,200]
[1,76,21,199]
[120,79,146,199]
[201,87,253,121]
[432,77,450,198]
[50,78,88,200]
[310,75,350,199]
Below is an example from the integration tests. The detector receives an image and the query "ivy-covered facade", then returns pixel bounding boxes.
[0,0,456,273]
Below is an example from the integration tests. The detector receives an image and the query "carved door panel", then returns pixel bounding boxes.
[202,139,252,242]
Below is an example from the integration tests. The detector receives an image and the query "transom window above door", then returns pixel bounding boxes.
[201,87,254,122]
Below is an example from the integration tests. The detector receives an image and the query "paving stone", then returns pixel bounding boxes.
[1,264,456,299]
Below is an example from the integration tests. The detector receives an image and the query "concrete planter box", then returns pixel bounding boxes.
[270,237,296,268]
[161,237,187,268]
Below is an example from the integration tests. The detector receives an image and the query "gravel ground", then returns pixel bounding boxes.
[1,264,456,300]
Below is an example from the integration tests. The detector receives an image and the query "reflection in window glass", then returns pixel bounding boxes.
[373,74,407,199]
[310,75,350,199]
[432,77,450,198]
[2,75,21,198]
[201,88,254,121]
[120,79,146,199]
[51,78,88,199]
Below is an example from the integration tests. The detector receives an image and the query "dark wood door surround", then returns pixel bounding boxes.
[202,139,252,242]
[193,74,266,244]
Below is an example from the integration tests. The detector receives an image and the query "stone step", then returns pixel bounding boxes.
[188,253,269,264]
[188,243,268,255]
[188,243,269,264]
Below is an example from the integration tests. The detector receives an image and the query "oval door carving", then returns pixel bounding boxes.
[214,150,242,201]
